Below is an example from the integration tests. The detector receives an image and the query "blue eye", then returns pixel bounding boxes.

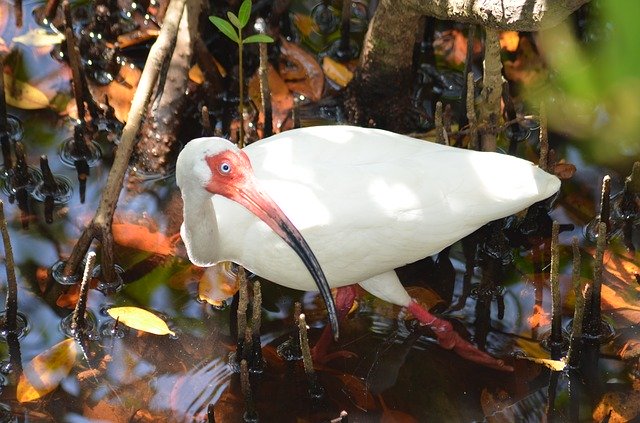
[220,162,231,174]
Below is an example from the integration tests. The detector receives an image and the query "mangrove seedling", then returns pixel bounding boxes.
[209,0,274,147]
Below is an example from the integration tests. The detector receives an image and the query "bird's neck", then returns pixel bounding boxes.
[182,190,221,266]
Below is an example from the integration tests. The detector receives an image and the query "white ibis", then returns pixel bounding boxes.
[176,125,561,371]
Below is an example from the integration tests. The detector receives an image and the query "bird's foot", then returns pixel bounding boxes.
[311,285,359,363]
[407,300,513,372]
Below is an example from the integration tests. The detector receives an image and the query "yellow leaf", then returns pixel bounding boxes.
[17,338,78,403]
[12,28,65,47]
[518,356,567,371]
[189,64,205,84]
[3,72,50,110]
[322,56,353,87]
[198,262,238,307]
[107,306,175,336]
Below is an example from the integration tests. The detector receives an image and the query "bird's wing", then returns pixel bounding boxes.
[224,126,557,287]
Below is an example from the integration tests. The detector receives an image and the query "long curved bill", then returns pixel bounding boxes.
[210,177,340,340]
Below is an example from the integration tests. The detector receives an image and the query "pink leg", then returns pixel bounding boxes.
[311,285,358,362]
[407,300,513,371]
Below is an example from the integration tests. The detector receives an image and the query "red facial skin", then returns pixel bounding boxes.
[204,150,339,339]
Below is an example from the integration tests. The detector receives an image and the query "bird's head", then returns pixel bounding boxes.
[176,137,340,339]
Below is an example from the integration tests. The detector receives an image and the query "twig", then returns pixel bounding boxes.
[201,105,213,136]
[240,359,258,421]
[255,18,272,137]
[599,176,611,233]
[251,281,261,336]
[465,72,477,149]
[0,201,17,333]
[62,0,188,281]
[549,221,562,357]
[64,1,87,125]
[236,266,248,353]
[584,222,606,340]
[15,0,23,28]
[43,0,61,23]
[539,102,548,171]
[299,313,323,398]
[0,55,7,134]
[479,28,502,152]
[71,251,96,333]
[338,0,351,59]
[567,237,584,367]
[435,101,444,145]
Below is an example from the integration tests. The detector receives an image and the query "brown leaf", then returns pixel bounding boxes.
[17,339,78,402]
[593,391,640,422]
[88,64,141,122]
[248,63,293,131]
[279,38,324,101]
[553,162,577,179]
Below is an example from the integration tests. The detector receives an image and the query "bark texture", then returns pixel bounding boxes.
[347,0,590,132]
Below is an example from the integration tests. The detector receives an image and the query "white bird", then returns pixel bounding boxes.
[176,125,560,371]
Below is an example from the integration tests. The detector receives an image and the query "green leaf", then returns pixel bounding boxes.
[238,0,252,28]
[209,16,239,43]
[227,11,241,29]
[243,34,274,44]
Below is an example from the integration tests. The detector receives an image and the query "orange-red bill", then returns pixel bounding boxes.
[206,157,339,339]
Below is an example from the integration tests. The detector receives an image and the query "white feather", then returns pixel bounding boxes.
[177,126,560,305]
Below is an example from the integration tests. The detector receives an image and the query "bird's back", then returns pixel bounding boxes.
[214,126,560,290]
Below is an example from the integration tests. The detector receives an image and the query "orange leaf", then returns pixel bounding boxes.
[112,222,176,256]
[198,262,238,307]
[17,338,78,402]
[500,31,520,52]
[528,304,551,328]
[322,56,353,87]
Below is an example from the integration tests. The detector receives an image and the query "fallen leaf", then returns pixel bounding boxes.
[503,36,546,85]
[198,262,238,307]
[553,162,577,179]
[116,28,159,49]
[517,356,566,371]
[603,250,640,287]
[3,71,50,109]
[500,31,520,52]
[292,13,319,38]
[527,304,551,328]
[107,306,175,336]
[433,29,481,68]
[322,56,353,87]
[593,391,640,422]
[480,388,512,420]
[86,64,141,122]
[189,64,205,84]
[248,63,293,131]
[279,38,324,101]
[12,28,65,47]
[112,222,176,256]
[17,338,78,402]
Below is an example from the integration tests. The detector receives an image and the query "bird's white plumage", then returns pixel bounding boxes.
[177,126,560,307]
